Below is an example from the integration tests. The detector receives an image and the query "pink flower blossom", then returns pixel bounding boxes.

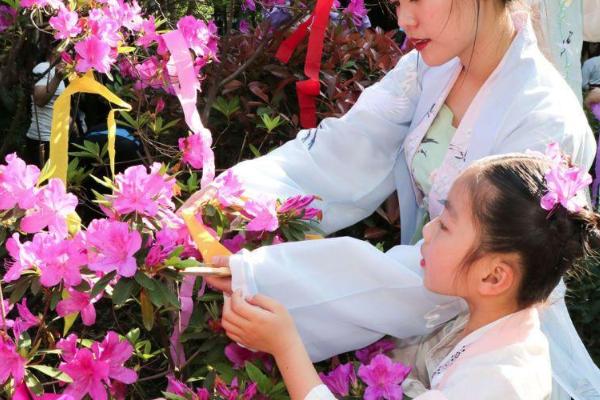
[85,219,142,277]
[166,375,209,400]
[119,0,143,31]
[223,234,246,253]
[59,332,136,400]
[57,287,99,326]
[0,5,16,33]
[242,0,255,11]
[344,0,368,26]
[20,178,78,237]
[355,338,396,364]
[13,381,75,400]
[88,9,122,47]
[319,363,356,397]
[214,169,244,207]
[245,199,279,232]
[357,354,411,400]
[224,342,273,370]
[0,153,40,210]
[20,0,61,9]
[540,143,593,213]
[35,233,86,288]
[13,299,40,337]
[0,300,14,330]
[4,233,41,282]
[136,16,160,48]
[0,335,26,385]
[75,36,116,74]
[133,56,162,90]
[60,348,110,400]
[155,97,165,114]
[591,102,600,121]
[176,16,219,59]
[117,58,134,78]
[179,133,208,170]
[215,377,257,400]
[239,19,250,34]
[49,7,82,39]
[111,163,176,217]
[279,194,322,220]
[91,331,137,385]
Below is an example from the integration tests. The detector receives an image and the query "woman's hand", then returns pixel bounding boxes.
[222,290,301,357]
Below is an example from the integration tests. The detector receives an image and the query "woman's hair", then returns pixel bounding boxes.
[463,154,600,308]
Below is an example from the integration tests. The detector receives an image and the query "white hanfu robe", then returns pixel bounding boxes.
[223,12,599,400]
[305,307,552,400]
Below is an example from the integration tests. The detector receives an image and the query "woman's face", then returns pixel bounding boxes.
[395,0,480,66]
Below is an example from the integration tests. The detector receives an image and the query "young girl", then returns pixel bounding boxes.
[221,151,599,399]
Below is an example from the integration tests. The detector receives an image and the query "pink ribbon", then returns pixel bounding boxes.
[162,30,216,368]
[163,30,215,187]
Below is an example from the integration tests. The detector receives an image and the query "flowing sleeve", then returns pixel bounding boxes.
[303,385,337,400]
[231,240,466,362]
[229,50,422,234]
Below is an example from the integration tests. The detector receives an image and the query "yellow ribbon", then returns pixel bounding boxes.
[181,208,232,264]
[49,70,131,182]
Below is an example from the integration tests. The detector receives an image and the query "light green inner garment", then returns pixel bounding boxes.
[410,104,456,244]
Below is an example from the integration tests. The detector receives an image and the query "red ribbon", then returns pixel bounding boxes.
[276,0,333,128]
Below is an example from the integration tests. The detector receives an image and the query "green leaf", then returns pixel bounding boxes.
[135,271,156,291]
[126,327,140,344]
[162,393,188,400]
[9,277,31,304]
[29,365,73,383]
[112,278,136,305]
[245,362,272,394]
[24,371,43,395]
[212,96,240,119]
[213,362,236,382]
[91,270,117,297]
[248,144,261,158]
[154,280,179,308]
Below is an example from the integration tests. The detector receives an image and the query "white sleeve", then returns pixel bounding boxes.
[304,385,337,400]
[582,60,592,90]
[231,239,466,362]
[229,50,422,235]
[583,0,600,42]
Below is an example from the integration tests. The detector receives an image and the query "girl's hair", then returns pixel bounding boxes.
[464,154,600,308]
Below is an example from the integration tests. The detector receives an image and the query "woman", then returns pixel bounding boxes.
[185,0,599,398]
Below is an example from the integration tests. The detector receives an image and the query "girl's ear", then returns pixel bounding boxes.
[478,255,518,297]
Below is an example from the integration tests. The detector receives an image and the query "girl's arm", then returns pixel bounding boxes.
[222,291,327,400]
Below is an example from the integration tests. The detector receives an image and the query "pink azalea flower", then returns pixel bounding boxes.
[75,36,115,74]
[60,348,110,400]
[133,56,162,90]
[91,331,137,385]
[31,232,86,288]
[4,233,41,282]
[0,335,26,385]
[119,0,143,31]
[88,9,122,47]
[56,287,99,326]
[179,133,208,170]
[20,0,61,9]
[176,16,219,59]
[111,163,175,217]
[215,377,257,400]
[117,58,135,78]
[166,375,209,400]
[155,97,166,114]
[278,194,322,220]
[245,199,279,232]
[57,334,79,363]
[0,5,16,33]
[222,234,246,253]
[0,299,14,330]
[591,102,600,121]
[242,0,255,12]
[85,219,142,277]
[344,0,368,26]
[224,342,273,370]
[239,19,250,34]
[13,381,75,400]
[49,7,81,39]
[357,354,411,400]
[136,16,160,48]
[319,363,356,397]
[13,299,41,337]
[0,153,40,210]
[540,143,592,213]
[145,227,179,267]
[20,178,78,237]
[214,169,244,207]
[355,338,396,364]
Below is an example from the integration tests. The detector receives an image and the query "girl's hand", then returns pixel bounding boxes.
[222,290,301,356]
[204,256,232,294]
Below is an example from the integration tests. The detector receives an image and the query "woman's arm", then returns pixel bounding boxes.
[222,291,327,400]
[33,68,63,107]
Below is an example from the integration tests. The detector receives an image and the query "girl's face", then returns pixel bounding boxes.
[395,0,479,66]
[420,173,478,297]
